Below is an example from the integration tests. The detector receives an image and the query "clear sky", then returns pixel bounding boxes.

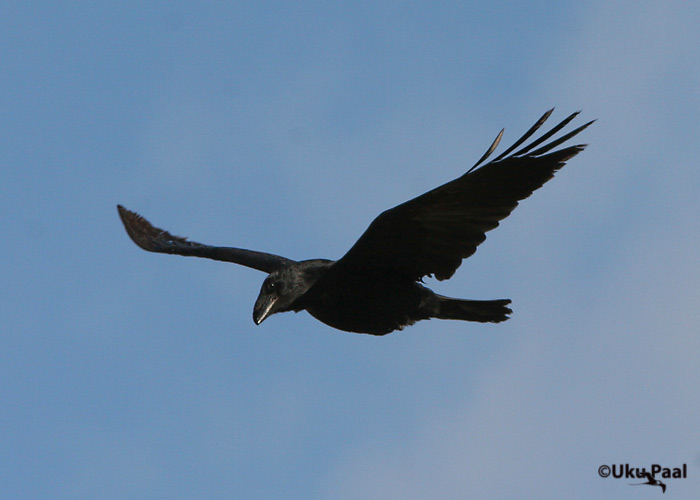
[2,1,699,498]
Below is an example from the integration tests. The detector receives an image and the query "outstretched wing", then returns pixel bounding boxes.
[117,205,294,273]
[334,110,594,281]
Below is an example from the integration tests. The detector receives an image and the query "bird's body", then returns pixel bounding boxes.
[119,109,592,335]
[275,260,511,334]
[292,261,429,334]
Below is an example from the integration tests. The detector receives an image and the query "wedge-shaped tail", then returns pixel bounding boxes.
[435,296,512,323]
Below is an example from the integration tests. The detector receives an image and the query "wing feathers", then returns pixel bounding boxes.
[333,110,591,281]
[491,108,555,163]
[117,205,293,273]
[119,110,591,285]
[527,121,594,156]
[469,128,504,172]
[510,110,580,157]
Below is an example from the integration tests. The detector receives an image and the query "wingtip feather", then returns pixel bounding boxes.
[117,204,189,252]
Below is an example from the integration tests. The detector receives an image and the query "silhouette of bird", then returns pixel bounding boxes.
[630,472,666,493]
[118,109,592,335]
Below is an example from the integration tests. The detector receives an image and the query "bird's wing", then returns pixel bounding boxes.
[334,110,593,281]
[117,205,294,273]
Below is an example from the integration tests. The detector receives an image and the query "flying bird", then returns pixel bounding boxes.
[118,109,592,335]
[630,472,667,493]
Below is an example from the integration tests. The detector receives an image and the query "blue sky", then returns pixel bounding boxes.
[2,1,699,498]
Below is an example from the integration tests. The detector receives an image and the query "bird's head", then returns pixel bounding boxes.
[252,265,312,325]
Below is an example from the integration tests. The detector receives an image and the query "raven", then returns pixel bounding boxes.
[118,109,592,335]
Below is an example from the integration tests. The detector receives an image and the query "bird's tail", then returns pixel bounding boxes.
[435,296,512,323]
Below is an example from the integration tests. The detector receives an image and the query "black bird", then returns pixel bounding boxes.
[118,109,592,335]
[630,472,667,493]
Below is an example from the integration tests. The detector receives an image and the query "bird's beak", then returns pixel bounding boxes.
[253,294,277,325]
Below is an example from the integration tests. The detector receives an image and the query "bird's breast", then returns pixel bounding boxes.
[303,272,433,335]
